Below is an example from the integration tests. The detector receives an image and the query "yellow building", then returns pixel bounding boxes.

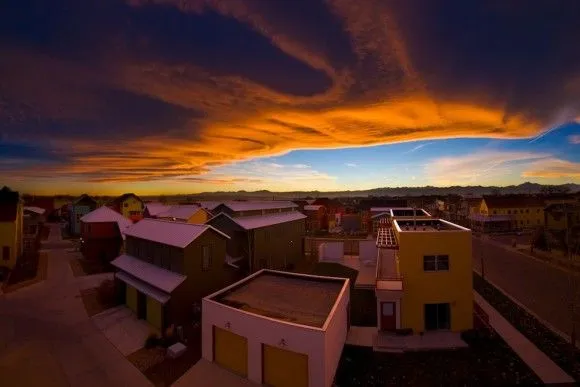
[109,193,144,222]
[157,205,212,224]
[375,214,472,335]
[544,203,580,232]
[480,196,545,230]
[0,187,24,270]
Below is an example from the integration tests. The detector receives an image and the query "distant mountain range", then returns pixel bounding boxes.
[150,182,580,201]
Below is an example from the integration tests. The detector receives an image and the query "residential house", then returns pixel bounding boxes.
[312,198,344,229]
[0,187,23,270]
[358,198,408,233]
[111,219,235,331]
[206,201,306,273]
[199,269,350,387]
[544,203,580,232]
[194,201,223,214]
[69,194,98,235]
[108,193,144,222]
[477,195,545,232]
[23,206,46,253]
[341,213,363,233]
[143,202,171,218]
[374,213,472,342]
[80,206,133,263]
[303,204,328,233]
[156,205,212,224]
[22,196,55,219]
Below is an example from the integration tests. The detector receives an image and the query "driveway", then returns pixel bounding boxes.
[93,306,152,356]
[473,236,578,338]
[0,223,152,387]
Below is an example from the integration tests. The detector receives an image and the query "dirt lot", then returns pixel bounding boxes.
[79,280,119,317]
[70,258,114,277]
[335,329,541,386]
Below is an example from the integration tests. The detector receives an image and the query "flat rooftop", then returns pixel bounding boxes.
[395,219,469,232]
[212,271,346,328]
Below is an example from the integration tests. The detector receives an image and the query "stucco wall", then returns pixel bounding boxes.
[323,284,349,387]
[202,299,327,386]
[0,222,17,268]
[395,228,473,332]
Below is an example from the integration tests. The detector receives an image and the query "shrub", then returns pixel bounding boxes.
[145,333,160,349]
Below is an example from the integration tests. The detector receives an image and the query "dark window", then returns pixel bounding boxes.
[202,245,211,271]
[425,303,451,330]
[423,255,449,271]
[507,210,511,214]
[520,209,524,214]
[124,203,129,208]
[492,210,497,215]
[526,209,529,213]
[527,220,529,224]
[2,246,10,261]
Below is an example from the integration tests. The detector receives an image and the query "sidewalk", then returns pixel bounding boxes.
[474,292,574,384]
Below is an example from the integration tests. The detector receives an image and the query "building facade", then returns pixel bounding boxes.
[0,187,23,270]
[303,204,328,233]
[480,196,545,230]
[374,214,473,335]
[69,194,98,235]
[108,193,144,222]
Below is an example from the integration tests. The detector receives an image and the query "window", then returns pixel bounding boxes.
[124,203,129,208]
[492,210,497,215]
[2,246,9,261]
[526,209,529,213]
[425,303,450,330]
[423,255,449,271]
[202,245,211,271]
[382,302,394,316]
[507,210,511,214]
[520,209,524,214]
[527,220,529,224]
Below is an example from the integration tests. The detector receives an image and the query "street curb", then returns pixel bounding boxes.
[473,268,578,349]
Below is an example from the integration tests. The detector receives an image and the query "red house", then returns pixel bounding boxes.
[312,198,344,229]
[303,204,328,232]
[80,206,133,264]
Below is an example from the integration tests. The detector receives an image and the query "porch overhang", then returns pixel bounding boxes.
[375,280,404,300]
[115,271,171,304]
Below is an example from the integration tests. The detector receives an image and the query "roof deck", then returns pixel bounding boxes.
[212,270,347,328]
[394,218,469,232]
[390,208,431,217]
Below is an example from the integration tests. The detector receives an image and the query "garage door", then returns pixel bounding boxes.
[213,327,248,377]
[146,297,163,330]
[263,344,308,387]
[126,285,137,313]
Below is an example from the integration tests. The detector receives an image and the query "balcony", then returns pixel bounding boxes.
[375,248,403,299]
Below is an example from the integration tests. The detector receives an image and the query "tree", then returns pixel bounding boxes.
[531,226,549,251]
[541,185,570,195]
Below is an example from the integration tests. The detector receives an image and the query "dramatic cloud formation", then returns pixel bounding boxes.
[1,0,579,191]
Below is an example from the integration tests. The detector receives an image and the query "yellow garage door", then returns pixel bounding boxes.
[213,327,248,377]
[146,297,163,330]
[263,344,308,387]
[126,285,137,313]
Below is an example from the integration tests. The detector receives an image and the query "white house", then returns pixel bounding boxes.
[201,269,350,387]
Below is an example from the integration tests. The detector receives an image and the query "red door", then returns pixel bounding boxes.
[380,302,396,331]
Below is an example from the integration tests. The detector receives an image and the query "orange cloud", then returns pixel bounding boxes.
[522,159,580,179]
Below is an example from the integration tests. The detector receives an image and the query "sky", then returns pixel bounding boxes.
[0,0,579,195]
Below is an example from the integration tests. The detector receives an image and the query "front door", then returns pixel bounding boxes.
[137,292,147,319]
[380,302,396,330]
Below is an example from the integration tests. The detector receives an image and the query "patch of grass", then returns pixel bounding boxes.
[335,329,541,386]
[474,273,580,381]
[79,279,119,317]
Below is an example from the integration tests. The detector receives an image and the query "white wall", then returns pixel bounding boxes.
[359,240,377,263]
[203,299,326,386]
[323,285,350,387]
[318,241,344,262]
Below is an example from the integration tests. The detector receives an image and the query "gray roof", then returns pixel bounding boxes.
[111,254,186,293]
[210,211,306,230]
[124,218,229,248]
[221,201,298,212]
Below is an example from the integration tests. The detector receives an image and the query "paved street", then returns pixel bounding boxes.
[0,224,151,387]
[473,236,578,339]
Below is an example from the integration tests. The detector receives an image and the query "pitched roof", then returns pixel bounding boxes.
[157,205,207,220]
[483,195,545,209]
[209,211,306,230]
[73,194,97,206]
[304,205,323,211]
[0,187,19,222]
[220,201,298,212]
[144,202,172,216]
[123,218,229,248]
[196,201,222,211]
[111,254,186,293]
[110,193,143,206]
[81,206,133,237]
[24,206,46,215]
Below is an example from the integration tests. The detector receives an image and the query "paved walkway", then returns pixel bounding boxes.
[0,223,152,387]
[474,292,574,384]
[173,359,258,387]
